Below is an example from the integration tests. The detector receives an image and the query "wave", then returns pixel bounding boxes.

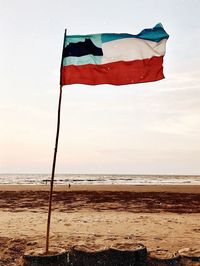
[0,174,200,185]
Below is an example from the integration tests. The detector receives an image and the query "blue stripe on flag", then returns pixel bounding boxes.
[101,23,169,43]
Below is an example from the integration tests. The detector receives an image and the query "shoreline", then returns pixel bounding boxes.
[0,184,200,193]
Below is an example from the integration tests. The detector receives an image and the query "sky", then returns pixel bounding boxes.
[0,0,200,174]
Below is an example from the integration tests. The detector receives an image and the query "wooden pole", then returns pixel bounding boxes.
[45,29,66,254]
[45,85,63,254]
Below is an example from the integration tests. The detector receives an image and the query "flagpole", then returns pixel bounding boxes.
[45,29,66,254]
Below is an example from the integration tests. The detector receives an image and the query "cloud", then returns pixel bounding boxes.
[160,70,200,91]
[149,113,200,136]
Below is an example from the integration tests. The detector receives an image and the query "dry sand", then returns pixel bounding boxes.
[0,184,200,265]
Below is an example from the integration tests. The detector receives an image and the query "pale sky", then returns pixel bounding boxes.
[0,0,200,174]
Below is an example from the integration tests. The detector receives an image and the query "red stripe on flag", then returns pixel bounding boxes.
[61,56,164,86]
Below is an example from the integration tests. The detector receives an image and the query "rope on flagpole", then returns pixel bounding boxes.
[45,29,66,254]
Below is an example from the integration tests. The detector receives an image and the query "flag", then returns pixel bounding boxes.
[61,23,169,86]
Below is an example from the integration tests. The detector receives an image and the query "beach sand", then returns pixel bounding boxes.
[0,184,200,265]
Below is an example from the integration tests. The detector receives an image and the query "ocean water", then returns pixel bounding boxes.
[0,174,199,185]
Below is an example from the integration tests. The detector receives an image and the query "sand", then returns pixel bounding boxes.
[0,184,200,265]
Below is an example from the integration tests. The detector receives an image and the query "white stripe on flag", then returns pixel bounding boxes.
[101,38,167,64]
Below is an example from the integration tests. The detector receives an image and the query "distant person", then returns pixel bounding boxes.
[68,183,71,189]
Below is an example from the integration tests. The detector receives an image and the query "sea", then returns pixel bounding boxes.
[0,174,199,185]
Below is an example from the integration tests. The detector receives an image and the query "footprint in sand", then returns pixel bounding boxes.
[192,228,200,233]
[64,223,71,226]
